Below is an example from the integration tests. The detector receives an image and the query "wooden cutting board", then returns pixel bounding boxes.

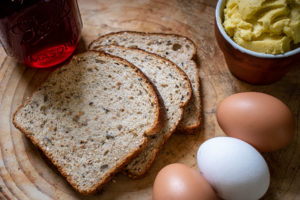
[0,0,299,199]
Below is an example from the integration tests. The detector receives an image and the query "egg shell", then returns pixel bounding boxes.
[216,92,295,152]
[153,163,218,200]
[197,137,270,200]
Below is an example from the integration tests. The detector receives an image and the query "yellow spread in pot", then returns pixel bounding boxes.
[223,0,300,54]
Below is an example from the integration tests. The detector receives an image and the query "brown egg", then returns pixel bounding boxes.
[152,163,218,200]
[216,92,295,152]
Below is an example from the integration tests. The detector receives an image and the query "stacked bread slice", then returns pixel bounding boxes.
[13,51,163,194]
[89,31,201,178]
[13,32,201,194]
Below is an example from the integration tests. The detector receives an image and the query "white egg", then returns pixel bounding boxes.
[197,137,270,200]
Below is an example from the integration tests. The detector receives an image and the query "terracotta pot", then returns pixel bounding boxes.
[215,0,300,85]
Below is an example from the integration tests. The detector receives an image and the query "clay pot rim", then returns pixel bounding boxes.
[215,0,300,59]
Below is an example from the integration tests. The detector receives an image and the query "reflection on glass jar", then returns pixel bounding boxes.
[0,0,82,68]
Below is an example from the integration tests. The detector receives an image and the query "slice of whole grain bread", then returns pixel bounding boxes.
[13,51,162,194]
[89,31,201,133]
[94,45,192,177]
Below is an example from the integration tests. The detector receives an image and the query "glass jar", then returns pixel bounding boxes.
[0,0,82,68]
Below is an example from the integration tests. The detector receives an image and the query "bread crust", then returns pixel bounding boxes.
[88,31,197,58]
[89,31,201,133]
[178,59,201,133]
[12,51,163,195]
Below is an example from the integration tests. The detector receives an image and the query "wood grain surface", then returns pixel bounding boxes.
[0,0,299,199]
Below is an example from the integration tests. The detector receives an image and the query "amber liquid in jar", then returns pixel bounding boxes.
[0,0,82,68]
